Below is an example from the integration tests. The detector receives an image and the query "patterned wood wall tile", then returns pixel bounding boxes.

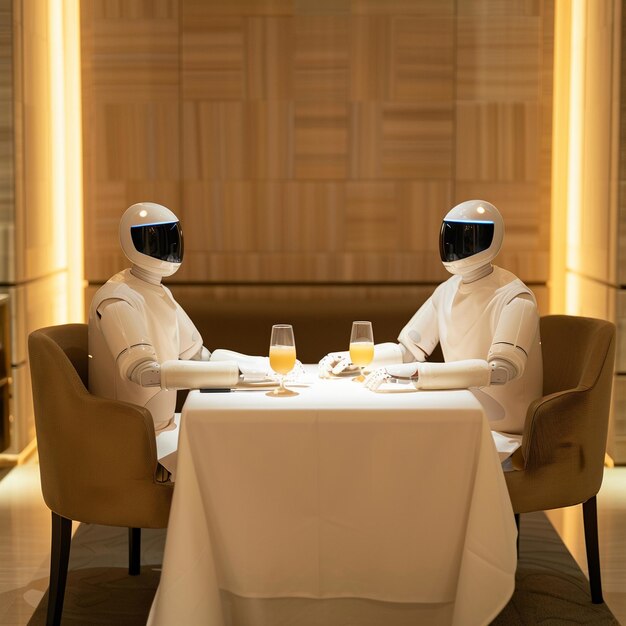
[350,0,454,16]
[293,16,349,101]
[183,0,293,17]
[246,17,293,99]
[380,104,453,179]
[350,17,391,101]
[182,16,245,100]
[82,0,553,290]
[389,17,455,102]
[457,0,540,16]
[82,0,180,282]
[91,0,177,20]
[86,1,178,89]
[399,181,453,257]
[182,101,293,181]
[457,15,541,101]
[349,102,380,179]
[294,102,348,178]
[456,103,539,181]
[296,0,350,15]
[344,183,399,252]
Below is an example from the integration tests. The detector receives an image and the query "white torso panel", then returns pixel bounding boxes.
[88,269,202,431]
[402,266,543,434]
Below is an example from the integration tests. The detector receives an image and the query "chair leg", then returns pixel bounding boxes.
[48,512,72,626]
[583,496,604,604]
[514,513,520,557]
[128,527,141,575]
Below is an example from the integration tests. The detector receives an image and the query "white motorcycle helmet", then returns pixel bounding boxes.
[119,202,184,278]
[439,199,503,277]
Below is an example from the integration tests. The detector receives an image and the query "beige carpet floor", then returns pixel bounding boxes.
[21,511,619,625]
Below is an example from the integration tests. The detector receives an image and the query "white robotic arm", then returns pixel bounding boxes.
[318,342,404,377]
[318,298,439,378]
[211,348,306,382]
[397,297,439,362]
[365,296,539,391]
[98,300,239,390]
[486,295,538,384]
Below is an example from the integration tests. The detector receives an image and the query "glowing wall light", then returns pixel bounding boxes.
[48,0,83,322]
[565,0,584,280]
[551,0,587,315]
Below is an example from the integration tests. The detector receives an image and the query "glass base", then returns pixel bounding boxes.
[352,374,366,382]
[266,387,299,397]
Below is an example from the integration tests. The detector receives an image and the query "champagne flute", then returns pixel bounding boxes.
[268,324,299,397]
[349,321,374,382]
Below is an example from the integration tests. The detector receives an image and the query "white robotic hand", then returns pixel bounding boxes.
[284,360,306,382]
[241,356,305,382]
[364,363,419,391]
[237,357,272,382]
[318,351,356,378]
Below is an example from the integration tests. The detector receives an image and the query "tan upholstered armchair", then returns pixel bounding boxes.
[28,323,173,626]
[506,314,616,604]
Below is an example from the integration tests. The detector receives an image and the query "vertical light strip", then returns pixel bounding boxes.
[62,0,84,322]
[550,0,571,314]
[48,0,84,322]
[49,0,66,271]
[565,0,585,314]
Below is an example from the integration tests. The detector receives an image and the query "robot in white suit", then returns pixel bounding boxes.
[88,202,271,478]
[320,199,543,460]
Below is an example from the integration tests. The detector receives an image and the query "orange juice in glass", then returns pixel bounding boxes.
[269,345,297,375]
[268,324,298,397]
[349,321,374,382]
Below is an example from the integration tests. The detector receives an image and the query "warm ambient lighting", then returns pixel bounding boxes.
[49,0,84,322]
[551,0,586,314]
[565,0,584,315]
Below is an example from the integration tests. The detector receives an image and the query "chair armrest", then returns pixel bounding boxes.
[73,388,161,482]
[518,387,586,470]
[35,385,174,527]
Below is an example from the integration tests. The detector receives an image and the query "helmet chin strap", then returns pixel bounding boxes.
[457,262,494,284]
[130,264,163,286]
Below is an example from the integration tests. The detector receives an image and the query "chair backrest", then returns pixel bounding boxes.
[540,315,615,398]
[28,324,172,527]
[513,315,616,510]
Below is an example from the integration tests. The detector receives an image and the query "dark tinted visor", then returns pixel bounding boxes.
[131,221,184,263]
[439,220,494,262]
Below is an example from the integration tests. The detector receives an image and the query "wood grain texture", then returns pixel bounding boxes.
[0,0,14,284]
[82,0,553,287]
[457,15,541,102]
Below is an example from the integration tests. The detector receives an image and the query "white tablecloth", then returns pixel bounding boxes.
[148,369,517,626]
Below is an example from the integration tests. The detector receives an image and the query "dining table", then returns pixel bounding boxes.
[147,366,517,626]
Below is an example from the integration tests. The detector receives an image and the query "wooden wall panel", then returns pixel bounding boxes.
[454,2,552,285]
[0,0,13,284]
[82,0,553,294]
[457,16,541,101]
[293,16,349,101]
[81,0,180,280]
